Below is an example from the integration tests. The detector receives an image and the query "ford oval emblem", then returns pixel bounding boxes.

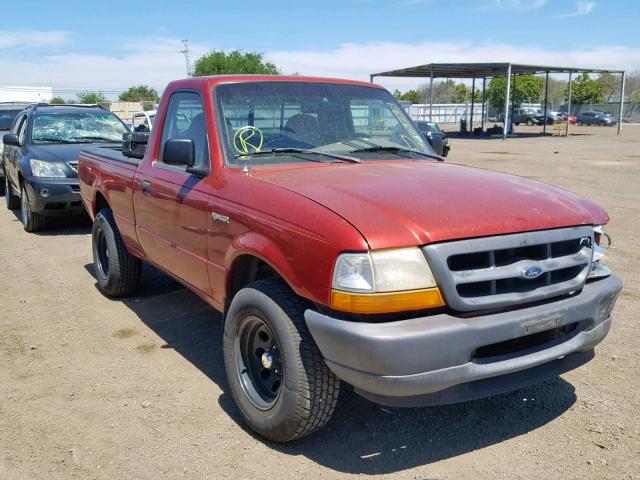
[522,265,544,280]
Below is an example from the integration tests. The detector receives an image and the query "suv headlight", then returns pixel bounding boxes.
[331,247,445,314]
[30,159,67,178]
[589,225,611,279]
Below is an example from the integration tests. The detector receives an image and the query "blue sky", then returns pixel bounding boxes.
[1,0,638,97]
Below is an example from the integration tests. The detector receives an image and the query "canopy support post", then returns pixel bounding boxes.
[543,71,549,134]
[481,77,486,133]
[429,66,434,122]
[618,71,625,135]
[503,64,511,140]
[567,71,573,137]
[470,77,476,133]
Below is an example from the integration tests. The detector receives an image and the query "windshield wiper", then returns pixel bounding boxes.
[235,148,361,164]
[349,145,442,161]
[72,136,120,143]
[33,137,80,144]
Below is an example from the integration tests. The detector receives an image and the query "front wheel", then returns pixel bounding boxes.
[20,183,46,232]
[526,118,534,126]
[223,280,340,442]
[92,208,141,297]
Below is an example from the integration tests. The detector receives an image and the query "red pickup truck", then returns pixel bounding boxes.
[78,75,622,442]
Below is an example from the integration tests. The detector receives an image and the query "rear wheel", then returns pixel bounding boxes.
[20,183,46,232]
[4,174,19,209]
[92,208,141,297]
[223,280,340,442]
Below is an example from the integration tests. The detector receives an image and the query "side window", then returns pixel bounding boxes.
[11,114,25,135]
[159,91,208,167]
[16,115,28,144]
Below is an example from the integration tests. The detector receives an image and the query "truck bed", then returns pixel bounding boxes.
[78,146,141,255]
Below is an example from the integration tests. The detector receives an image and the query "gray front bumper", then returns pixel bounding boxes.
[305,275,622,406]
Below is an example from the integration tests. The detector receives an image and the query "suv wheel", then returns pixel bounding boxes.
[20,183,46,232]
[223,280,340,442]
[526,118,534,126]
[92,208,141,297]
[5,174,19,209]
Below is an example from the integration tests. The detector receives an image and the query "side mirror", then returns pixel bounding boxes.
[163,139,195,167]
[3,133,20,146]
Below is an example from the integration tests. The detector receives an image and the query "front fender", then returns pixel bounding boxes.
[225,231,308,300]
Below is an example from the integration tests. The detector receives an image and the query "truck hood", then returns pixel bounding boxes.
[253,161,608,249]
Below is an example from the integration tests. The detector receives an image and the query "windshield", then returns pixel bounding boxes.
[32,111,127,144]
[0,109,22,130]
[215,82,434,166]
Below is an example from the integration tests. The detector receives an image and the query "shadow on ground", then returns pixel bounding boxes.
[87,262,577,475]
[9,209,91,236]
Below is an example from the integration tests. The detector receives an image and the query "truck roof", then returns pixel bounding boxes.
[166,74,386,91]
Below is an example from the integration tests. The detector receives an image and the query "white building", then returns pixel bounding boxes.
[0,85,53,103]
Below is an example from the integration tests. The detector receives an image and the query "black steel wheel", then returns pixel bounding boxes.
[235,315,283,410]
[223,280,340,442]
[91,208,141,297]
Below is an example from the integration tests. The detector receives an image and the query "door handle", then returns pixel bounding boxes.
[140,180,152,195]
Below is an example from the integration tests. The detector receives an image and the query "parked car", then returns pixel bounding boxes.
[414,121,450,156]
[576,111,617,126]
[79,75,621,443]
[512,107,541,126]
[3,104,127,231]
[131,109,157,132]
[537,110,557,125]
[0,102,33,194]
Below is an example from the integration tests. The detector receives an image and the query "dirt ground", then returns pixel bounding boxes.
[1,125,639,480]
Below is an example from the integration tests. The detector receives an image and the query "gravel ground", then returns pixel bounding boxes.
[1,125,639,480]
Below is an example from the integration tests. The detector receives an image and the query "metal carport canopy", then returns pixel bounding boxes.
[370,62,624,79]
[370,62,626,139]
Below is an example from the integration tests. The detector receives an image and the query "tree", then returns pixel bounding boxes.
[454,84,468,103]
[193,50,279,76]
[629,90,640,104]
[76,91,107,104]
[567,73,604,104]
[49,96,66,104]
[486,75,544,110]
[397,89,422,104]
[597,73,619,103]
[545,78,567,106]
[119,85,159,103]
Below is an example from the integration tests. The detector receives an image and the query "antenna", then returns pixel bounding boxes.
[180,39,191,77]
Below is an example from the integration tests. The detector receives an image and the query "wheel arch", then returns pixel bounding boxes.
[224,235,311,313]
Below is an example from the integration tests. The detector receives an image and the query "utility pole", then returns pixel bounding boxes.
[180,39,192,77]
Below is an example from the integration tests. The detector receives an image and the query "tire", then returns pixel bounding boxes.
[526,118,534,126]
[577,121,583,126]
[92,208,141,297]
[20,183,46,232]
[514,122,520,126]
[5,173,19,209]
[223,280,340,442]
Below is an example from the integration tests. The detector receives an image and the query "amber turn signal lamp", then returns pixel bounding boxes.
[330,288,445,314]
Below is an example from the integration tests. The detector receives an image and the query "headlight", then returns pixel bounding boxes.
[30,159,67,178]
[331,248,444,314]
[589,225,611,279]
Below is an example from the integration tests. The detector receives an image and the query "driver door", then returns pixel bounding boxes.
[133,91,213,297]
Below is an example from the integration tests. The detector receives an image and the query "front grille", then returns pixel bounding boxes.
[423,226,593,311]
